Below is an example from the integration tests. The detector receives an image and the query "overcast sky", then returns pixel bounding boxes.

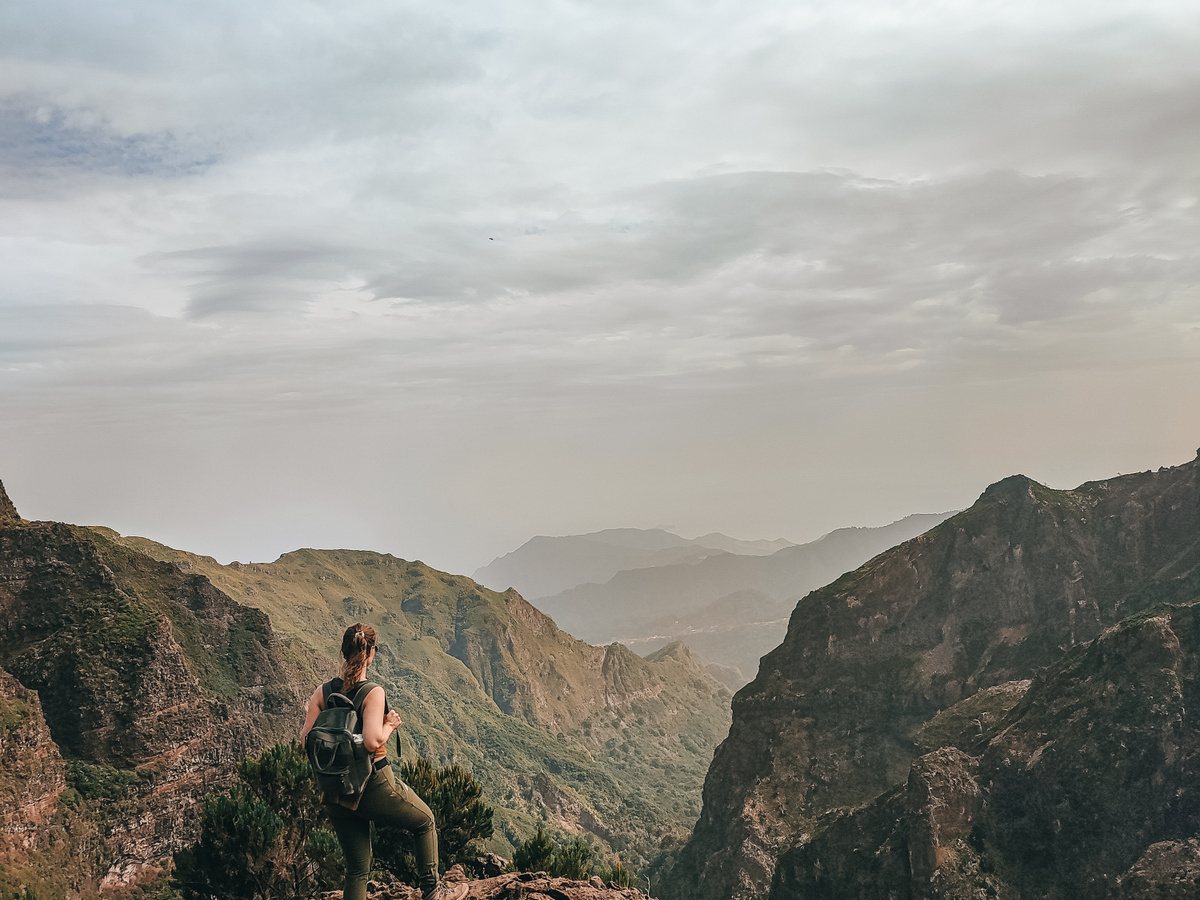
[1,0,1198,575]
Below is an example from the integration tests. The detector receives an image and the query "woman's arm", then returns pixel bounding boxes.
[360,686,401,754]
[299,686,324,745]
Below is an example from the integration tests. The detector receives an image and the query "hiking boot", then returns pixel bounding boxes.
[422,882,469,900]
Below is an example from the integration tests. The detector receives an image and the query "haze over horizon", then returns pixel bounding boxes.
[1,0,1198,576]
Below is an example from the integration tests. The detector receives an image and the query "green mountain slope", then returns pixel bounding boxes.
[98,536,733,866]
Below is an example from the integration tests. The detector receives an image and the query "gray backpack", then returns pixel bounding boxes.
[305,681,378,796]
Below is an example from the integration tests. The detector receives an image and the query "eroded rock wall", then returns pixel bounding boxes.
[0,666,102,896]
[667,453,1200,900]
[0,516,312,892]
[769,600,1200,899]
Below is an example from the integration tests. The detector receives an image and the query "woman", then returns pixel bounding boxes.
[301,623,468,900]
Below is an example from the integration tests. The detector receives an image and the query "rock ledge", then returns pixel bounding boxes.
[319,866,651,900]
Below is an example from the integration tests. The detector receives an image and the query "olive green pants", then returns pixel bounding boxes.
[326,765,439,898]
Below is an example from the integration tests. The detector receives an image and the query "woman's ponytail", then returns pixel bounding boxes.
[340,623,377,686]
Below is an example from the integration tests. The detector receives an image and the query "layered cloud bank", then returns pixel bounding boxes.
[1,0,1198,571]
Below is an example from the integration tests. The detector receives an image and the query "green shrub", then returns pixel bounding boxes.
[604,861,633,887]
[549,836,594,880]
[512,828,633,885]
[172,742,341,900]
[373,759,494,884]
[65,759,142,801]
[512,826,555,873]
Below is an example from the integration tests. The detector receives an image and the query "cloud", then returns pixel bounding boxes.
[0,99,216,196]
[0,0,1199,570]
[145,240,369,317]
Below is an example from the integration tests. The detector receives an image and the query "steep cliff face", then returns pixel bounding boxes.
[0,665,104,897]
[666,452,1200,900]
[770,599,1200,899]
[0,667,64,856]
[0,514,312,891]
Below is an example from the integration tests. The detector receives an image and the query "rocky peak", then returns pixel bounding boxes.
[0,518,311,891]
[0,479,19,523]
[976,472,1036,503]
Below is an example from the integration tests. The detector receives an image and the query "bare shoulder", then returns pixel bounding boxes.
[309,684,325,710]
[361,684,386,707]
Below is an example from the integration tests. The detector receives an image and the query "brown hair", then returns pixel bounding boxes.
[340,623,377,686]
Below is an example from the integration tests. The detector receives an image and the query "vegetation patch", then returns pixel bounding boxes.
[65,758,143,801]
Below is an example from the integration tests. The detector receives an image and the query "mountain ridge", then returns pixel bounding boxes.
[663,451,1200,900]
[535,513,955,681]
[0,499,732,894]
[474,528,795,601]
[0,513,313,894]
[93,533,733,871]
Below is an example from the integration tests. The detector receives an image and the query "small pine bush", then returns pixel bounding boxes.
[172,741,341,900]
[512,827,634,886]
[605,861,633,887]
[549,836,594,880]
[512,825,556,873]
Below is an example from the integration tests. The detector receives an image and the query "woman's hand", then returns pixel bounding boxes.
[384,710,402,730]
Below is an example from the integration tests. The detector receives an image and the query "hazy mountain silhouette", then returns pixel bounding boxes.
[474,528,794,600]
[535,513,954,682]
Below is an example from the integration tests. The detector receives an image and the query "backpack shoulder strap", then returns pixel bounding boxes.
[348,681,380,712]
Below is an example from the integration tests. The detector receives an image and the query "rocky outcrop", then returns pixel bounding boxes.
[0,666,102,894]
[0,480,19,523]
[768,599,1200,899]
[666,452,1200,900]
[0,668,64,853]
[1118,840,1200,899]
[320,865,651,899]
[0,514,313,891]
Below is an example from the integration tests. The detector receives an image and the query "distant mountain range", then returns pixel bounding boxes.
[474,528,795,601]
[14,451,1200,899]
[486,515,954,683]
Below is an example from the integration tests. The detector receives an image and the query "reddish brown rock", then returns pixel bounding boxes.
[0,667,66,858]
[320,865,651,900]
[905,747,983,891]
[0,666,103,894]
